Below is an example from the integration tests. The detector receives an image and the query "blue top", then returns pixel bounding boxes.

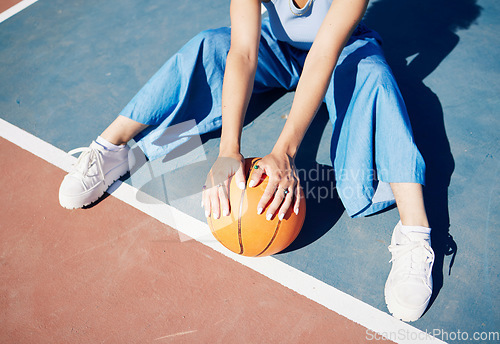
[262,0,333,50]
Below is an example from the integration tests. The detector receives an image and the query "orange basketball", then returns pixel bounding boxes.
[208,157,306,257]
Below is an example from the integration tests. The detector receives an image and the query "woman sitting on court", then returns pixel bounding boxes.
[59,0,435,322]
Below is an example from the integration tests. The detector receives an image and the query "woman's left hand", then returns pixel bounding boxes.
[248,152,301,220]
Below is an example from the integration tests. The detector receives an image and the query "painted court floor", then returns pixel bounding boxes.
[1,0,499,343]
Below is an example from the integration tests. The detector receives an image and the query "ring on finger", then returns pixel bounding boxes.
[278,185,289,195]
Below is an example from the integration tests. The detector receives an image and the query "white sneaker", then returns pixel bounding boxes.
[385,221,434,322]
[59,141,134,209]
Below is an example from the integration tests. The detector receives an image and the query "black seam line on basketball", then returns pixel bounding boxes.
[256,219,281,257]
[237,185,246,255]
[240,158,262,255]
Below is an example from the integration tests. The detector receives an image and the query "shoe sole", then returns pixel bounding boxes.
[384,285,429,322]
[59,162,129,209]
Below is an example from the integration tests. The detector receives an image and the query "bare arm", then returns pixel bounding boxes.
[250,0,369,219]
[274,0,369,158]
[203,0,262,219]
[219,0,262,155]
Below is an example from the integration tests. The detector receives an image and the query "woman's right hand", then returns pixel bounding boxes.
[202,152,246,219]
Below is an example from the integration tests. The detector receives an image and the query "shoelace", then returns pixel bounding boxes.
[388,241,434,278]
[68,145,105,180]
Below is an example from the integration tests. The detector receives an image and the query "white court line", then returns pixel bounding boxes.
[0,0,39,24]
[0,118,446,344]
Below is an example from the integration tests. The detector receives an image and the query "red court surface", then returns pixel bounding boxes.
[0,0,23,13]
[0,137,394,342]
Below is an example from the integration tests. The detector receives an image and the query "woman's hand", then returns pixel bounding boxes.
[248,152,301,220]
[202,152,246,219]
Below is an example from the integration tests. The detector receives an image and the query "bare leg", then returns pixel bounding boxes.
[100,115,149,145]
[390,182,429,227]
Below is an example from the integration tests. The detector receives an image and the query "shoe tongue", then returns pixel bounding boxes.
[402,231,431,263]
[90,141,103,150]
[75,148,98,176]
[400,225,431,245]
[75,151,91,173]
[405,231,431,244]
[411,247,429,264]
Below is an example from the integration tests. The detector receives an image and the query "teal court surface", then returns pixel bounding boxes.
[0,0,499,343]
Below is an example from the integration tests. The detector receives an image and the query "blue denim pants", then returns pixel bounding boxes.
[120,18,425,218]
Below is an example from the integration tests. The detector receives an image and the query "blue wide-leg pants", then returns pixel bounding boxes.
[119,18,425,218]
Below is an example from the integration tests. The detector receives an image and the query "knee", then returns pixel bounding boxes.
[175,27,230,65]
[363,58,394,86]
[191,27,231,48]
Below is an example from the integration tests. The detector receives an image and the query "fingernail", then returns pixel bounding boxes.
[249,180,256,188]
[205,210,210,217]
[257,207,263,215]
[201,200,204,207]
[266,213,272,221]
[238,182,245,190]
[279,213,284,221]
[294,208,299,215]
[223,209,229,217]
[213,212,219,219]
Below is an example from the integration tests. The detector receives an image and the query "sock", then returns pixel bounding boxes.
[400,222,431,244]
[400,223,431,235]
[96,136,125,151]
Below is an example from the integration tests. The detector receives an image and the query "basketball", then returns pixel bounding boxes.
[208,157,306,257]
